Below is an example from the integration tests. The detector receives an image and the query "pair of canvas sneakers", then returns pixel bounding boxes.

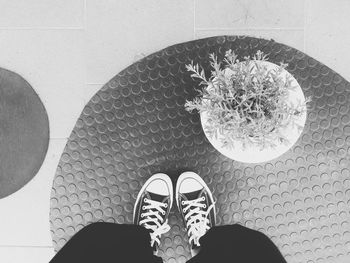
[133,171,216,253]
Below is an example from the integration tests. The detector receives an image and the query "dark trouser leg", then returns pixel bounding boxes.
[187,224,286,263]
[50,222,163,263]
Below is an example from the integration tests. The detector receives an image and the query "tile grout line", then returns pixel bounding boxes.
[195,27,305,31]
[84,0,88,106]
[0,245,53,248]
[193,0,196,39]
[0,27,84,30]
[303,0,307,52]
[50,137,69,140]
[86,83,104,85]
[84,0,87,30]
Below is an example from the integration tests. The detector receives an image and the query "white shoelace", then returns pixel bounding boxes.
[139,198,170,247]
[182,197,215,246]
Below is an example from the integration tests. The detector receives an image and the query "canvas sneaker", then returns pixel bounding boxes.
[176,171,216,251]
[133,173,173,250]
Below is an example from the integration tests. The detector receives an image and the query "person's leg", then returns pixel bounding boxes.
[187,224,286,263]
[50,172,173,263]
[175,171,286,263]
[50,222,163,263]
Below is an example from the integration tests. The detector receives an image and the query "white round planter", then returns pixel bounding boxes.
[200,61,307,163]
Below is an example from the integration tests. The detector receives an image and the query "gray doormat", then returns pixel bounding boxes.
[0,68,49,198]
[50,36,350,263]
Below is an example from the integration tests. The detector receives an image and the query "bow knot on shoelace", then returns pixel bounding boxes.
[140,198,170,247]
[182,197,215,246]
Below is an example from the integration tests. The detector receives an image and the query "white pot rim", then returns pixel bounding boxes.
[200,61,307,163]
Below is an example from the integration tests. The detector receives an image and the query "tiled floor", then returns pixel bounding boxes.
[0,1,350,262]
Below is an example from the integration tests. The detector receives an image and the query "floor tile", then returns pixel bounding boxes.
[0,247,54,263]
[0,30,86,139]
[195,0,304,29]
[86,0,195,84]
[196,29,304,51]
[305,0,350,81]
[0,0,84,28]
[0,139,66,246]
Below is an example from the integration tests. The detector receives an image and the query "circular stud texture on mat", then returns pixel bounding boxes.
[51,36,350,263]
[0,68,49,198]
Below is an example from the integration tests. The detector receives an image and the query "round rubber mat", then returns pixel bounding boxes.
[0,68,49,198]
[50,36,350,263]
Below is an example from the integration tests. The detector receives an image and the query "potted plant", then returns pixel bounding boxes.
[185,50,310,163]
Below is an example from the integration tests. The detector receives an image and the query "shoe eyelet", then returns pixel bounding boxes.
[141,214,144,218]
[142,206,146,210]
[144,198,148,202]
[162,211,165,215]
[164,204,168,208]
[203,204,207,208]
[201,197,205,201]
[181,201,185,205]
[182,208,186,213]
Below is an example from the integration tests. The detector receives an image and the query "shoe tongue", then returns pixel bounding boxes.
[146,191,167,203]
[183,189,203,201]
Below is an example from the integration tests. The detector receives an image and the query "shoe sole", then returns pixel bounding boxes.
[133,173,174,222]
[175,171,216,222]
